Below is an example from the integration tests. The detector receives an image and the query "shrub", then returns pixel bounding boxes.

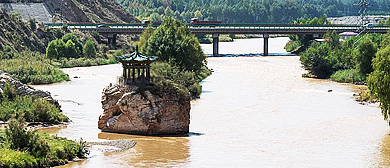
[300,42,334,78]
[330,69,365,83]
[151,62,210,98]
[5,118,50,158]
[0,148,37,168]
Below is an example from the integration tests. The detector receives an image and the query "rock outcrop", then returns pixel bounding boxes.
[0,70,60,108]
[98,83,190,135]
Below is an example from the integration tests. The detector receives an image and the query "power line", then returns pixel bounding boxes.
[354,0,369,27]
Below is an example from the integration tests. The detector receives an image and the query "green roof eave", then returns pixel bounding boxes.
[117,51,158,62]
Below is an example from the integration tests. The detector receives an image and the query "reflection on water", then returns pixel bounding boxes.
[58,133,190,168]
[34,37,390,167]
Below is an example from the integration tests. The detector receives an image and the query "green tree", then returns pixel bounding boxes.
[144,17,206,72]
[354,37,377,76]
[324,31,340,50]
[149,13,163,23]
[56,39,66,59]
[368,45,390,124]
[194,10,203,20]
[83,40,96,58]
[138,26,154,53]
[46,40,57,62]
[62,33,83,57]
[65,40,77,59]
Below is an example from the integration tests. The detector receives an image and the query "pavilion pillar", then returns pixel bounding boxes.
[146,65,150,81]
[263,34,269,56]
[142,68,145,82]
[137,65,141,81]
[127,68,130,82]
[132,66,135,83]
[123,66,126,79]
[213,33,219,56]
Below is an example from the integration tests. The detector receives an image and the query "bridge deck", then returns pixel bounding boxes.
[45,23,390,34]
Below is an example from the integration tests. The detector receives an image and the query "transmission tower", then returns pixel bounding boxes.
[354,0,369,27]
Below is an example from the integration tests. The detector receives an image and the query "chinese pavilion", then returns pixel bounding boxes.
[117,49,158,84]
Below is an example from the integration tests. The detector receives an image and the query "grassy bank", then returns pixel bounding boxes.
[330,69,365,84]
[0,119,89,168]
[0,83,68,123]
[57,56,117,68]
[0,51,69,85]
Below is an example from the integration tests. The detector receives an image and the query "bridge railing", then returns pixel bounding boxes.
[43,23,390,33]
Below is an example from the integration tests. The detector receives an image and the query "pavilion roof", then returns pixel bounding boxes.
[117,50,158,63]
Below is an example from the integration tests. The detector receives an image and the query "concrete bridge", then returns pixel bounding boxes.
[45,23,390,56]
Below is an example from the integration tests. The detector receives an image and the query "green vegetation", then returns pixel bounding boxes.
[0,51,69,84]
[117,0,390,23]
[368,44,390,124]
[354,37,377,76]
[142,17,206,72]
[330,69,365,83]
[83,40,97,58]
[140,17,211,98]
[0,83,68,123]
[151,62,210,98]
[0,118,89,168]
[299,31,383,80]
[285,16,329,53]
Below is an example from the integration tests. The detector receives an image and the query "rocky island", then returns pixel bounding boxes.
[98,50,191,135]
[98,82,190,135]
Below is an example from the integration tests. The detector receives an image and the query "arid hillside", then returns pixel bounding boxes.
[45,0,139,23]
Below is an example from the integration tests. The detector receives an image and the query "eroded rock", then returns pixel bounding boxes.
[0,70,60,109]
[98,83,190,135]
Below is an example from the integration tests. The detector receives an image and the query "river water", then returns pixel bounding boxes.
[34,37,390,167]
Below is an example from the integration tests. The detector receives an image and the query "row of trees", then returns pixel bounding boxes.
[46,33,96,61]
[117,0,390,23]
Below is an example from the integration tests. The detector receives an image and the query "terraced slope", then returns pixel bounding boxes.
[0,3,53,23]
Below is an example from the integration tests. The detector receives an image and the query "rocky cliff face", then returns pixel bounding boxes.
[98,83,190,135]
[0,70,60,108]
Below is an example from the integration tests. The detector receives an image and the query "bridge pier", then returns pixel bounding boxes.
[213,33,219,56]
[263,34,269,56]
[107,34,117,46]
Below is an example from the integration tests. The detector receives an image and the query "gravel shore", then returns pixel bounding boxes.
[88,139,137,153]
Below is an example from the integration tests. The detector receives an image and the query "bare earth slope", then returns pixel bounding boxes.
[45,0,139,23]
